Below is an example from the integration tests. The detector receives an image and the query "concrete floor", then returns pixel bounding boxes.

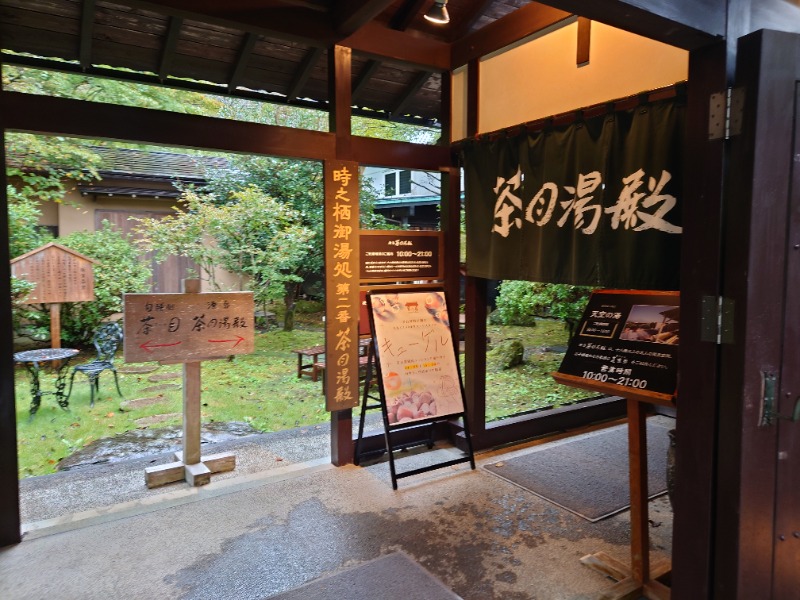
[0,419,674,600]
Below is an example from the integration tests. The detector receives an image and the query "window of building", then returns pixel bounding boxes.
[399,170,411,194]
[384,172,396,196]
[383,170,412,196]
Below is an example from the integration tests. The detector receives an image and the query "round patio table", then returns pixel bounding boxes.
[14,348,80,416]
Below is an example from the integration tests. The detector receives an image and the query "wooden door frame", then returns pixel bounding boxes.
[713,29,800,598]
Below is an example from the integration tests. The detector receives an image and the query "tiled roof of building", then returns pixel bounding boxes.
[92,147,229,182]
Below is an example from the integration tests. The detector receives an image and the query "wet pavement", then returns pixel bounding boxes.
[7,416,675,599]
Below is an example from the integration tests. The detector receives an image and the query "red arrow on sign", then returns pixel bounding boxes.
[139,340,183,352]
[208,335,245,348]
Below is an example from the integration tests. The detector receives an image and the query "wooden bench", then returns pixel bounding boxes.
[292,338,371,385]
[292,344,326,381]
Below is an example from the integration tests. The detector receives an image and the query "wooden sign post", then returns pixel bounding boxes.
[553,290,679,600]
[10,242,97,349]
[123,279,255,488]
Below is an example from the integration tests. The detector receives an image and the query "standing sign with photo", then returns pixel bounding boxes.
[367,288,466,427]
[554,289,679,404]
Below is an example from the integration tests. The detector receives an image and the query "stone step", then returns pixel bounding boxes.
[134,413,181,427]
[119,396,169,411]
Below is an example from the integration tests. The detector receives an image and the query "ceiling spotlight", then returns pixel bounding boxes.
[424,0,450,25]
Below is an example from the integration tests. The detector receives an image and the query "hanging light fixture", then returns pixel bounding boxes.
[424,0,450,24]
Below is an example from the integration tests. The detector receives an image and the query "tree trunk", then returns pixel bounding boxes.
[283,284,297,332]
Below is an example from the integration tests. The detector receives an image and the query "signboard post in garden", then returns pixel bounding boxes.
[553,289,678,600]
[123,279,255,488]
[10,242,97,350]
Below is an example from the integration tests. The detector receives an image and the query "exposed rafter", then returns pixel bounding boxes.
[79,0,97,70]
[448,0,493,41]
[391,70,432,117]
[352,60,382,102]
[228,32,259,92]
[287,47,324,102]
[128,0,340,46]
[335,0,396,36]
[158,16,184,82]
[389,0,427,31]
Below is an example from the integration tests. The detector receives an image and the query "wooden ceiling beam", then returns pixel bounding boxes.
[350,135,450,170]
[335,0,396,36]
[0,90,337,161]
[352,60,381,102]
[127,0,340,46]
[448,0,493,41]
[391,71,432,117]
[389,0,427,31]
[79,0,97,70]
[127,0,447,68]
[228,33,258,92]
[452,2,572,67]
[343,21,450,70]
[576,16,590,65]
[158,16,184,81]
[535,0,722,50]
[287,47,324,102]
[354,1,424,110]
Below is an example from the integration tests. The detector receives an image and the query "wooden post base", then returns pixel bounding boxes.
[144,451,236,489]
[581,552,671,600]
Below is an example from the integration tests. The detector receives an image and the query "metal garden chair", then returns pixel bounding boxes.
[67,322,123,406]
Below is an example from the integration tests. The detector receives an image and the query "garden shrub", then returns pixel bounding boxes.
[58,221,152,346]
[295,299,324,314]
[493,280,593,339]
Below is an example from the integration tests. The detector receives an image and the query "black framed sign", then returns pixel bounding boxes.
[360,230,442,282]
[553,289,679,405]
[365,285,475,489]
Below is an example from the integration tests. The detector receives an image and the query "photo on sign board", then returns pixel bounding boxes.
[368,289,464,427]
[619,304,680,345]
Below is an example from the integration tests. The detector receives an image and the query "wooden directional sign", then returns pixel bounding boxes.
[123,291,255,364]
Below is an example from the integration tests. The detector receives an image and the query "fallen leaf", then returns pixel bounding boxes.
[106,412,115,418]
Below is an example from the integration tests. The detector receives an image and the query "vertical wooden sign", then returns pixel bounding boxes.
[324,160,360,411]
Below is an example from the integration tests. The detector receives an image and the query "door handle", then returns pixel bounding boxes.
[760,371,800,425]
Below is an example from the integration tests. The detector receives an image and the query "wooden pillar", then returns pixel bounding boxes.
[0,78,22,545]
[440,74,461,347]
[329,45,353,160]
[441,167,461,345]
[671,40,727,599]
[328,45,354,466]
[463,58,488,439]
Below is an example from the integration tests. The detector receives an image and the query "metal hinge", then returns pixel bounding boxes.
[709,87,745,140]
[700,296,735,344]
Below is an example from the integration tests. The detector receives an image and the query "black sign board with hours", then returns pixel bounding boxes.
[553,290,679,405]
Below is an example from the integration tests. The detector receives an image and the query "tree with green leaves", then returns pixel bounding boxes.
[59,222,153,345]
[493,281,593,339]
[134,188,315,330]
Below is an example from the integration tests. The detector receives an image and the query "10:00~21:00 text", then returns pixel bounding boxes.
[582,371,648,389]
